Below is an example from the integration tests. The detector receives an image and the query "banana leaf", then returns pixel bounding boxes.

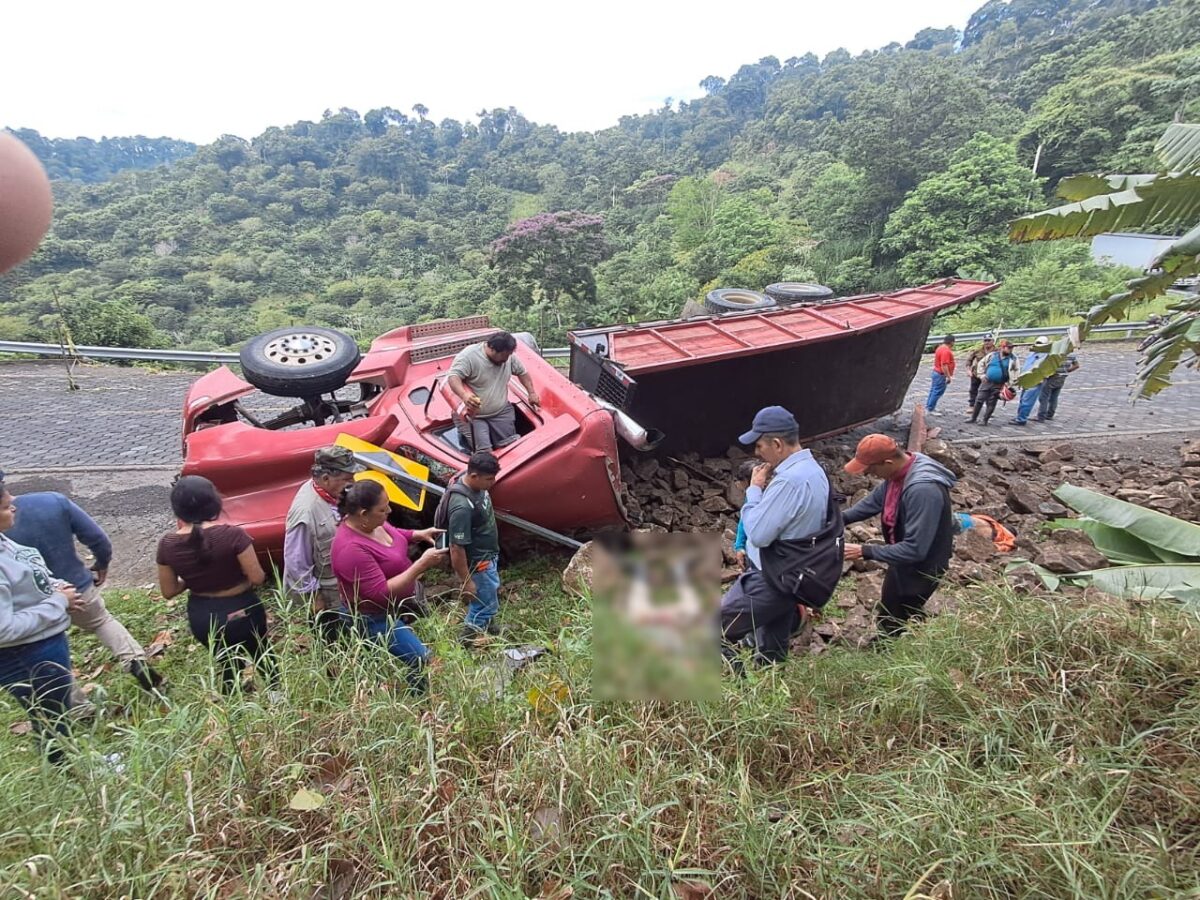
[1053,484,1200,559]
[1080,563,1200,601]
[1155,123,1200,174]
[1045,517,1177,565]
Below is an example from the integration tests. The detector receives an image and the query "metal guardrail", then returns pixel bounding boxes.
[0,323,1154,366]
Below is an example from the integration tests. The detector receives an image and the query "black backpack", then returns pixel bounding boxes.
[433,475,475,531]
[758,488,846,610]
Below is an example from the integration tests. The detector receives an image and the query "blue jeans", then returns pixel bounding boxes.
[0,632,74,763]
[1038,382,1064,419]
[926,372,948,411]
[1015,384,1042,423]
[359,613,430,694]
[465,559,501,630]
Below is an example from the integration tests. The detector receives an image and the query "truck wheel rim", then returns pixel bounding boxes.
[263,332,337,366]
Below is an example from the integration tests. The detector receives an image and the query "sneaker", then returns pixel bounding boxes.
[926,409,943,417]
[1009,418,1027,426]
[485,619,504,637]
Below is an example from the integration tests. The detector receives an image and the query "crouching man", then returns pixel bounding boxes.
[719,407,839,666]
[842,434,957,640]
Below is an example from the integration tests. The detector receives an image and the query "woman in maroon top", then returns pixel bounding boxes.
[156,476,277,695]
[331,480,444,693]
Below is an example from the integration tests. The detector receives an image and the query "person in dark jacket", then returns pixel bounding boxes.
[842,434,957,639]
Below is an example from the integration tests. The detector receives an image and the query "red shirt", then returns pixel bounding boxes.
[933,345,956,377]
[330,522,416,614]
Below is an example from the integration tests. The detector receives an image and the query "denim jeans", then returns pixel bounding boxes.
[464,559,501,630]
[359,614,430,694]
[925,371,948,411]
[1015,384,1042,423]
[188,590,278,692]
[0,632,73,763]
[1038,382,1064,419]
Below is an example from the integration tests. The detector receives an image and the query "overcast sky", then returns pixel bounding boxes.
[4,0,983,144]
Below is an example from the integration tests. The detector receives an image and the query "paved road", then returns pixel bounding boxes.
[1,342,1197,472]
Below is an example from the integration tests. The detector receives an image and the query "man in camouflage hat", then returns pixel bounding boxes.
[283,446,365,640]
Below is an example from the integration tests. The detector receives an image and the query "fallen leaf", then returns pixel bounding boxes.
[436,776,457,804]
[671,881,714,899]
[527,678,569,713]
[531,806,564,842]
[537,881,574,900]
[9,721,32,736]
[289,787,326,811]
[146,629,174,658]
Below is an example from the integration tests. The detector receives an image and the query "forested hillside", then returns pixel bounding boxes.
[4,128,196,183]
[2,0,1196,350]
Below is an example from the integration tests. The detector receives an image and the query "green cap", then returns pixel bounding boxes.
[313,446,366,474]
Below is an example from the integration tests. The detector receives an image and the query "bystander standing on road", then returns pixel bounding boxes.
[1011,337,1052,426]
[1037,350,1080,421]
[925,334,956,416]
[964,334,995,411]
[966,339,1019,426]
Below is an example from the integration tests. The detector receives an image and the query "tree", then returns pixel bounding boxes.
[490,211,611,330]
[882,133,1032,281]
[1010,122,1200,397]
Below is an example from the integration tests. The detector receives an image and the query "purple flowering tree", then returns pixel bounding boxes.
[490,211,610,328]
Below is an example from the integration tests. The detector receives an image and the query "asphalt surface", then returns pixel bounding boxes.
[0,342,1196,585]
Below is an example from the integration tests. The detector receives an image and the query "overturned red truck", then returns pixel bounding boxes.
[180,278,996,554]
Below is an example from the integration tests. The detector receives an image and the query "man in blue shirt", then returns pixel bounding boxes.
[719,406,830,665]
[6,489,162,694]
[1010,336,1051,426]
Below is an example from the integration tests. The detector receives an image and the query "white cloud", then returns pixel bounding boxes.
[3,0,981,143]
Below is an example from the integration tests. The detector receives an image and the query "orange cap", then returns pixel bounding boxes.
[845,434,900,474]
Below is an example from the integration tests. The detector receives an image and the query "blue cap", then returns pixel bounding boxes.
[739,406,799,444]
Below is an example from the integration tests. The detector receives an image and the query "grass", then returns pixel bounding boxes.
[3,563,1200,898]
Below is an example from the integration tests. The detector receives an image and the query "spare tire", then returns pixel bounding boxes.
[764,282,835,304]
[239,326,362,398]
[703,289,775,315]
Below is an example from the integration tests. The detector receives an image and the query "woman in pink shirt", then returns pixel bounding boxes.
[331,480,445,694]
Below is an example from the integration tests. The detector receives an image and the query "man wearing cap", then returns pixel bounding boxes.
[925,334,956,416]
[966,339,1019,426]
[283,446,366,640]
[842,434,957,640]
[964,334,996,411]
[1010,337,1052,426]
[719,406,831,665]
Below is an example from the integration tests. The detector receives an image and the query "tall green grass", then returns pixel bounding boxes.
[2,565,1198,897]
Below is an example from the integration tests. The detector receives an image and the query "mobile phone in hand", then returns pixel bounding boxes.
[436,533,449,550]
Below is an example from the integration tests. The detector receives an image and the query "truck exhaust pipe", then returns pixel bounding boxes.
[593,398,665,452]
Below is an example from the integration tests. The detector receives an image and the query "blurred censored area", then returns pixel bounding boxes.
[590,532,721,702]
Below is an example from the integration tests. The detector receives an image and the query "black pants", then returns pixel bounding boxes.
[188,591,278,692]
[970,381,1003,423]
[968,375,982,408]
[719,570,801,664]
[877,567,943,639]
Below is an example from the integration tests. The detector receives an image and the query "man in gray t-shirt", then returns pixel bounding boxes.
[447,331,541,451]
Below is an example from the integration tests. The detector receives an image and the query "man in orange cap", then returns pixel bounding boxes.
[842,434,956,641]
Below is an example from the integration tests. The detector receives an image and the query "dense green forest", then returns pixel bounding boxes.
[2,0,1197,350]
[5,129,196,183]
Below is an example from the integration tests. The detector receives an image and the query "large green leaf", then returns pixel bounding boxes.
[1053,484,1200,559]
[1015,331,1079,389]
[1155,123,1200,174]
[1009,173,1200,242]
[1047,517,1178,565]
[1056,173,1156,202]
[1079,563,1200,601]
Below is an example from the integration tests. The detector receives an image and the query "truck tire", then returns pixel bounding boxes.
[239,326,362,398]
[764,282,835,304]
[703,289,775,315]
